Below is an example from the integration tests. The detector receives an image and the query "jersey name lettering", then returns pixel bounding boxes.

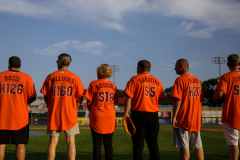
[0,83,24,95]
[233,76,240,82]
[4,76,21,82]
[95,83,114,90]
[138,77,159,87]
[51,76,75,84]
[189,86,200,97]
[188,78,199,84]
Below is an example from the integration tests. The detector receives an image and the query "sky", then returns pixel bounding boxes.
[0,0,239,96]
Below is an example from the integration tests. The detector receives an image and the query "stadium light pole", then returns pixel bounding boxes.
[211,56,227,77]
[110,65,121,84]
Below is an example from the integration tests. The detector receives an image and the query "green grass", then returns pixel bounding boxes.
[4,128,229,160]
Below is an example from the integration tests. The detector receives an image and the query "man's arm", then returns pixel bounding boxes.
[87,100,92,111]
[213,90,224,101]
[172,98,181,128]
[44,96,48,104]
[124,96,131,117]
[77,96,83,107]
[27,96,36,104]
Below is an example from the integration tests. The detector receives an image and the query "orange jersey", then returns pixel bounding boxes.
[84,78,119,134]
[216,71,240,129]
[170,74,204,132]
[123,73,165,112]
[40,70,85,131]
[0,70,36,130]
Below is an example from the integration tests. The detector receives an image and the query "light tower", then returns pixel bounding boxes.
[211,56,227,77]
[110,65,121,84]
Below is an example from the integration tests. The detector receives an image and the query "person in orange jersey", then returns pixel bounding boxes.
[213,54,240,160]
[40,53,85,160]
[85,64,119,160]
[123,60,165,160]
[170,59,204,160]
[0,56,37,160]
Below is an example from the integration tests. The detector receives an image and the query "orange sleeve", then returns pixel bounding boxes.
[40,75,50,96]
[85,83,93,102]
[170,78,183,101]
[216,75,228,94]
[75,76,85,98]
[26,75,37,98]
[123,79,136,99]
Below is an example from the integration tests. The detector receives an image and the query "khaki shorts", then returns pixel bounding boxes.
[174,127,203,149]
[46,123,80,136]
[222,122,240,146]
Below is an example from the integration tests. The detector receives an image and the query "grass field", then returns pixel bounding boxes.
[4,125,229,160]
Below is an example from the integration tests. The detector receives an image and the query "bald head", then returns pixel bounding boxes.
[176,59,189,69]
[175,58,189,75]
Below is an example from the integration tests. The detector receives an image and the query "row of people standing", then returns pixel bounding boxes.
[0,53,239,160]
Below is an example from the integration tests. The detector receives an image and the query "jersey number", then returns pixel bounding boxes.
[189,86,200,97]
[0,83,23,95]
[144,86,156,97]
[234,84,239,95]
[51,85,73,97]
[98,91,114,103]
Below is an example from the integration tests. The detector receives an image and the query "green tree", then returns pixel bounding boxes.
[201,78,219,106]
[117,89,125,98]
[164,86,173,98]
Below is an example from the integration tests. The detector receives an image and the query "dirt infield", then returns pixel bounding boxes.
[30,126,222,132]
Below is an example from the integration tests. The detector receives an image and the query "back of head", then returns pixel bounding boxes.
[227,54,239,67]
[97,64,113,78]
[58,53,72,66]
[138,60,151,72]
[9,56,21,68]
[177,58,189,69]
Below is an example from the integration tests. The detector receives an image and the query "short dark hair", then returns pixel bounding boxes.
[177,58,189,69]
[227,54,239,67]
[9,56,21,68]
[57,53,72,66]
[138,60,151,72]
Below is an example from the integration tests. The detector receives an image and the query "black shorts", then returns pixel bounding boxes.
[0,124,29,144]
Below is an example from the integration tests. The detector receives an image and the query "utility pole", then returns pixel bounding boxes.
[211,56,227,77]
[110,65,121,84]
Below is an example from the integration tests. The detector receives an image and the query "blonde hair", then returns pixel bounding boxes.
[97,64,113,78]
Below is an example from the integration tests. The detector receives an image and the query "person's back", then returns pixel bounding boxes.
[213,54,240,160]
[41,70,83,130]
[126,73,164,112]
[170,59,204,160]
[170,73,203,132]
[123,60,165,160]
[217,71,240,129]
[40,53,85,160]
[0,56,36,160]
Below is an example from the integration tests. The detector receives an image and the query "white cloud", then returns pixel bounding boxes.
[109,53,124,56]
[0,0,240,35]
[189,62,201,69]
[33,40,106,56]
[178,22,216,38]
[158,63,174,68]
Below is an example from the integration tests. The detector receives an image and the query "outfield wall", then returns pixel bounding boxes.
[32,110,222,125]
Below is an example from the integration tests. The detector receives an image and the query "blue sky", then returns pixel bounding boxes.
[0,0,239,96]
